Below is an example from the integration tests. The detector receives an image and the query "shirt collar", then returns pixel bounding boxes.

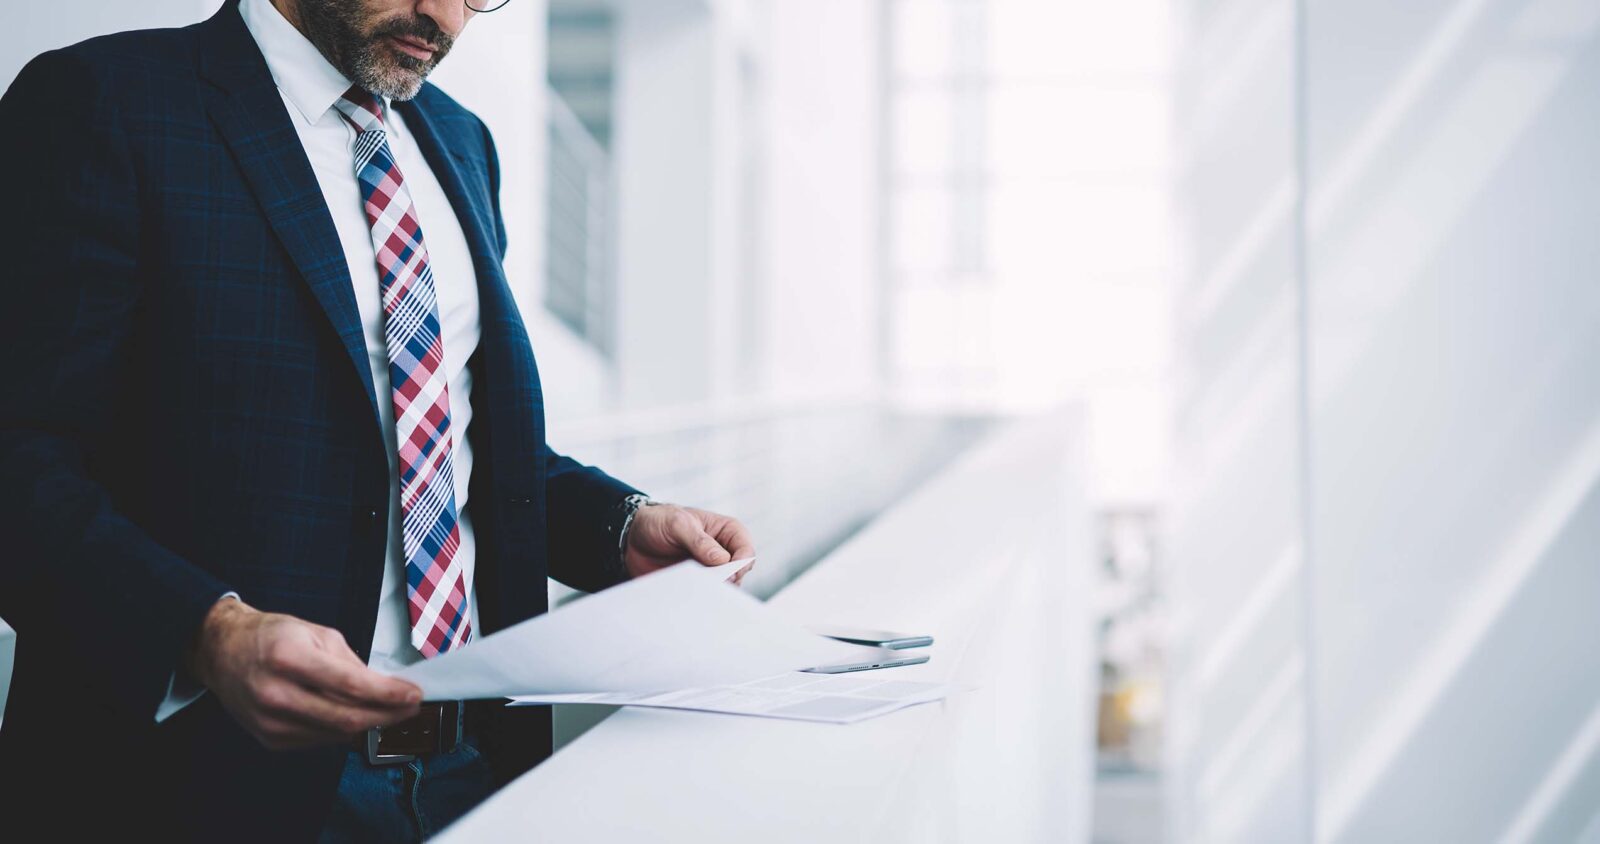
[238,0,392,126]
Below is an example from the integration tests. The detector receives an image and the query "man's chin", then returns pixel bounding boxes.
[385,80,427,101]
[361,68,427,101]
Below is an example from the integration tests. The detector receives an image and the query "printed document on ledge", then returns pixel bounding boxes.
[391,560,876,701]
[507,670,964,724]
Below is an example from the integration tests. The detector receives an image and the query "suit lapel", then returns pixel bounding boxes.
[397,93,539,512]
[194,2,382,431]
[394,94,519,334]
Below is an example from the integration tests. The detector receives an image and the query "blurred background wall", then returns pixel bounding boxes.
[1169,0,1600,841]
[4,0,1599,840]
[1167,0,1310,837]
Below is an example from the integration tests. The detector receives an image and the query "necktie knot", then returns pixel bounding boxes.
[334,84,385,134]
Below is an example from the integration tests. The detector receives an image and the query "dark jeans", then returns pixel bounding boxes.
[318,731,495,843]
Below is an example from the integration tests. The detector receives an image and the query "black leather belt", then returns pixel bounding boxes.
[359,701,464,766]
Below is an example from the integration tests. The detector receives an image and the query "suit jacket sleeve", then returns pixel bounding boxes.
[477,116,644,593]
[0,50,234,720]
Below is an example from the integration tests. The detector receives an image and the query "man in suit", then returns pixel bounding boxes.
[0,0,755,838]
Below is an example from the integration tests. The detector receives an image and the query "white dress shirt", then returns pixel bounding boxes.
[158,0,484,720]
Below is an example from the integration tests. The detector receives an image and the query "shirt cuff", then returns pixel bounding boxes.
[154,591,239,723]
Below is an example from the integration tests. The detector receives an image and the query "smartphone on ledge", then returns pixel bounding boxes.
[801,649,931,674]
[809,626,934,650]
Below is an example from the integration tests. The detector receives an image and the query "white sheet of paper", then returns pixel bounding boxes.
[507,670,965,724]
[390,561,872,700]
[700,557,754,584]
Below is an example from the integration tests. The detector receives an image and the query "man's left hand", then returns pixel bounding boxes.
[623,504,756,585]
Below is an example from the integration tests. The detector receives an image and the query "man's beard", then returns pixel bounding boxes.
[295,0,455,101]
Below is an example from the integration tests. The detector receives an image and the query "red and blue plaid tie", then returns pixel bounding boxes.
[335,86,471,657]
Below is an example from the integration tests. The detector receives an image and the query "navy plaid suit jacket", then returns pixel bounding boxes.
[0,1,637,836]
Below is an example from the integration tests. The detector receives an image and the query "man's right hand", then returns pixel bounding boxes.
[186,598,424,750]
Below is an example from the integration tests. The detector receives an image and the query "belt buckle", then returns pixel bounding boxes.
[364,727,417,766]
[362,701,462,766]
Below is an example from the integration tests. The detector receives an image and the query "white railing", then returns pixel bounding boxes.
[548,397,993,600]
[440,408,1095,843]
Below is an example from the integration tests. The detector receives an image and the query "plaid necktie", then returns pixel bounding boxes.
[334,86,471,657]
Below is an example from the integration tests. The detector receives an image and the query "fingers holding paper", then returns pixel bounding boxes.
[189,598,423,750]
[623,503,757,585]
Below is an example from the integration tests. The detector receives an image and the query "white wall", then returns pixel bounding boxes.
[605,0,887,411]
[1170,0,1600,840]
[1306,0,1600,839]
[760,0,883,404]
[608,0,728,410]
[1167,0,1310,838]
